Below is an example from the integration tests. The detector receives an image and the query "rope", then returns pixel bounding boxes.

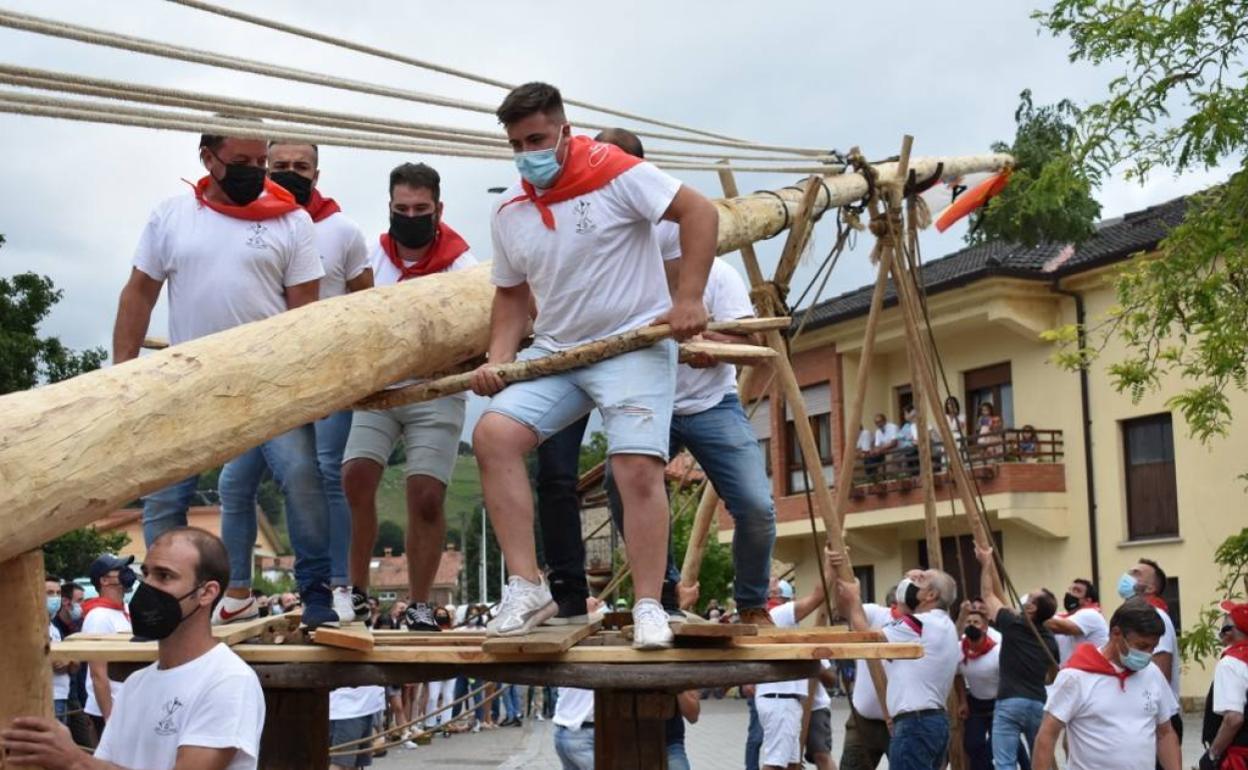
[329,681,487,752]
[0,8,835,157]
[330,681,507,757]
[167,0,763,147]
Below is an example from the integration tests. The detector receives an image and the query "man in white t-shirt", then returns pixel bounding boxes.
[1046,577,1110,663]
[834,555,961,770]
[470,82,717,649]
[552,687,595,770]
[341,163,477,633]
[45,577,74,724]
[1032,597,1181,770]
[113,128,338,630]
[1118,558,1183,738]
[1202,600,1248,769]
[3,527,265,769]
[955,607,1004,770]
[79,554,136,735]
[840,586,896,770]
[329,686,385,770]
[211,141,372,625]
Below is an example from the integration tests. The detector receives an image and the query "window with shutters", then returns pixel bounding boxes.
[783,384,835,494]
[964,361,1014,429]
[1123,413,1179,540]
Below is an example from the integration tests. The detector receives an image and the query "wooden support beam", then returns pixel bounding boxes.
[259,688,329,770]
[772,175,826,291]
[0,550,51,770]
[595,690,674,770]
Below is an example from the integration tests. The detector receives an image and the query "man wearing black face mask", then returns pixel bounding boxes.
[1045,578,1108,664]
[113,127,339,631]
[342,162,477,633]
[4,528,265,769]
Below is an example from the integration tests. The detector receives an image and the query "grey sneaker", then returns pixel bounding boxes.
[632,598,675,650]
[487,576,557,636]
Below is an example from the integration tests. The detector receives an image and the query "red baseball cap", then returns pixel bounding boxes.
[1219,600,1248,635]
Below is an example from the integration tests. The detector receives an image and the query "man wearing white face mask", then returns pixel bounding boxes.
[833,556,961,770]
[1033,597,1181,770]
[1118,559,1182,744]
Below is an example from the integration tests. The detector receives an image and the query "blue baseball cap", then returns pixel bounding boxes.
[88,553,135,587]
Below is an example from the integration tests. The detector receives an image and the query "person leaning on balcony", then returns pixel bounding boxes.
[897,406,921,476]
[865,413,899,481]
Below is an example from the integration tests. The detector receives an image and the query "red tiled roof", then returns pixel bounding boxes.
[371,548,463,590]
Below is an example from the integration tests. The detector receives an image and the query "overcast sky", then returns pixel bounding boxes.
[0,0,1233,436]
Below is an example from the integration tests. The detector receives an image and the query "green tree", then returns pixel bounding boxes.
[1179,528,1248,666]
[42,527,131,581]
[462,505,502,604]
[0,268,108,395]
[375,520,405,557]
[669,487,735,614]
[578,431,608,474]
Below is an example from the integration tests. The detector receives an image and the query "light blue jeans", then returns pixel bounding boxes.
[667,742,691,770]
[991,697,1043,770]
[217,425,331,590]
[315,410,353,587]
[553,725,595,770]
[503,684,523,721]
[141,476,201,547]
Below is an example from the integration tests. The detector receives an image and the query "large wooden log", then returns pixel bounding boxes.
[0,153,1010,562]
[0,550,52,770]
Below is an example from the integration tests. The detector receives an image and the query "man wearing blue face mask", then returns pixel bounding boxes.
[1033,597,1181,770]
[1118,559,1182,746]
[470,83,719,649]
[45,577,75,726]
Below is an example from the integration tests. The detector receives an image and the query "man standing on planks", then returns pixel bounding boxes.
[111,126,338,629]
[470,82,718,649]
[213,140,374,626]
[341,163,477,632]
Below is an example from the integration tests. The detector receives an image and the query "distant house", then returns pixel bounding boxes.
[95,506,284,570]
[369,544,464,607]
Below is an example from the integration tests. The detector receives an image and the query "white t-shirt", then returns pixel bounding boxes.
[873,423,899,449]
[491,162,681,350]
[656,219,682,263]
[1044,657,1178,770]
[132,194,324,344]
[758,602,809,697]
[553,687,595,729]
[674,259,755,416]
[369,243,479,393]
[880,608,960,716]
[1152,606,1181,699]
[856,429,873,455]
[852,604,895,721]
[313,211,369,299]
[329,686,386,720]
[958,627,1004,701]
[1055,607,1111,663]
[1213,655,1248,715]
[82,605,131,717]
[50,624,69,701]
[811,660,832,711]
[95,643,264,770]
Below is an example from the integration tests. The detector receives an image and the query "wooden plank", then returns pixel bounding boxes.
[672,622,758,638]
[212,613,299,646]
[310,625,375,652]
[1,550,52,770]
[738,630,886,645]
[480,622,600,654]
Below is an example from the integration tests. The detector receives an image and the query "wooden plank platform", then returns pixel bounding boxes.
[310,625,374,652]
[481,622,601,654]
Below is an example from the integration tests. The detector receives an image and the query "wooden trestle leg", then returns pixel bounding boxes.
[0,550,52,770]
[258,688,329,770]
[594,690,676,770]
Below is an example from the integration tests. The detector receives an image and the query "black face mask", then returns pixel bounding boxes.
[389,212,437,249]
[119,568,137,591]
[129,582,203,640]
[1063,592,1081,613]
[258,604,271,618]
[964,625,984,642]
[270,170,313,205]
[211,154,266,205]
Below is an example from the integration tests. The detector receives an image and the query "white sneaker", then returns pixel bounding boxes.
[332,587,355,624]
[632,598,675,650]
[486,576,557,637]
[211,595,258,626]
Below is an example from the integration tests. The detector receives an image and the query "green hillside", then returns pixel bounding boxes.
[376,454,482,546]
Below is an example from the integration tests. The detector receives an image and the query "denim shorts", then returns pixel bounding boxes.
[486,340,676,459]
[344,396,466,483]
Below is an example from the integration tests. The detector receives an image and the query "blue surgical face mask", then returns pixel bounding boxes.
[70,602,82,622]
[514,128,566,188]
[46,596,61,617]
[1122,646,1153,672]
[1116,572,1139,600]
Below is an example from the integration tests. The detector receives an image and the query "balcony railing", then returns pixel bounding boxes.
[851,428,1064,488]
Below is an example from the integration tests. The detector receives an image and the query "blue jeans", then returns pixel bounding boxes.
[503,684,523,720]
[53,699,67,725]
[889,712,949,770]
[141,476,201,546]
[606,393,776,610]
[554,725,595,770]
[218,425,331,590]
[746,696,763,770]
[992,697,1042,770]
[964,697,994,770]
[667,742,691,770]
[316,410,353,587]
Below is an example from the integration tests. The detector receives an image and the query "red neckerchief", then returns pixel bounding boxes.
[890,605,903,619]
[961,633,997,663]
[1059,602,1101,619]
[1145,595,1169,612]
[498,136,643,230]
[305,189,341,223]
[82,596,129,622]
[188,176,299,221]
[379,220,470,280]
[1063,643,1133,690]
[1223,641,1248,665]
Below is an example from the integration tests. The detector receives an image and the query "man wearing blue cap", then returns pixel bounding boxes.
[81,554,135,736]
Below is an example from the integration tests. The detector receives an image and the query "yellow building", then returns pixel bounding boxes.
[722,196,1245,703]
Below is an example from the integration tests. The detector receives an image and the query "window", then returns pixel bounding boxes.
[784,384,835,494]
[748,398,773,482]
[1123,414,1179,540]
[1161,576,1181,632]
[853,565,876,605]
[916,531,1004,606]
[895,384,914,424]
[964,362,1014,430]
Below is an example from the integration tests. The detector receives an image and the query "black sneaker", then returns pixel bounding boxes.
[404,602,441,632]
[544,593,589,626]
[351,587,371,623]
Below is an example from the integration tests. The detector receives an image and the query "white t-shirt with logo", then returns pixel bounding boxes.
[852,604,895,721]
[50,624,69,701]
[958,627,1004,701]
[1213,654,1248,716]
[757,602,808,697]
[1043,658,1178,770]
[369,243,479,393]
[314,211,369,299]
[1055,606,1110,663]
[95,643,264,770]
[674,259,755,416]
[82,605,131,717]
[1153,606,1181,699]
[880,608,960,716]
[491,162,681,350]
[132,193,324,344]
[811,660,832,711]
[329,686,386,720]
[552,687,595,729]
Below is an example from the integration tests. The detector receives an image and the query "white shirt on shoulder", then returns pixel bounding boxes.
[880,607,960,715]
[491,162,681,350]
[330,686,386,721]
[757,602,809,697]
[95,643,265,770]
[851,603,895,721]
[958,627,1004,701]
[1213,654,1248,716]
[674,258,755,416]
[82,605,131,717]
[552,687,595,729]
[1152,606,1181,698]
[1055,606,1110,663]
[313,211,369,299]
[132,193,324,345]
